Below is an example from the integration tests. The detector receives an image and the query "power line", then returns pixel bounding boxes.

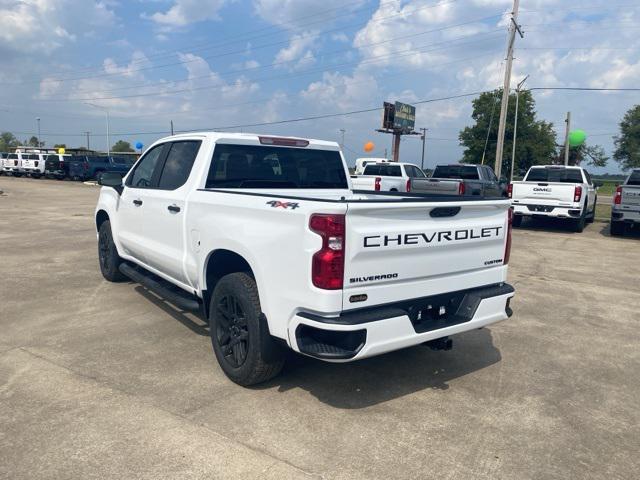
[66,20,504,96]
[39,38,504,102]
[26,0,468,86]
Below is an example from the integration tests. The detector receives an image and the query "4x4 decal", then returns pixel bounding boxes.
[266,200,300,210]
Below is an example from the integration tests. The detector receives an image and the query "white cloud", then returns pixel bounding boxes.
[147,0,227,27]
[274,33,317,70]
[0,0,115,54]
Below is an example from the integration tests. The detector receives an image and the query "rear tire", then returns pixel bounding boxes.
[610,221,625,237]
[512,215,523,228]
[573,209,586,233]
[209,272,285,386]
[98,220,126,282]
[586,197,597,223]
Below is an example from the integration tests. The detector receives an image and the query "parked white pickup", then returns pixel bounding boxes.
[95,132,515,386]
[510,165,597,232]
[611,168,640,236]
[350,162,426,192]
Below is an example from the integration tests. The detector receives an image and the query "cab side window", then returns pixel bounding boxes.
[583,170,593,185]
[126,144,165,188]
[157,141,201,190]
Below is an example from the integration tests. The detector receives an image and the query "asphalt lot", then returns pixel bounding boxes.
[1,176,639,480]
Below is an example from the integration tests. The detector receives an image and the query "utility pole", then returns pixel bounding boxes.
[419,128,427,170]
[510,74,528,181]
[84,103,110,156]
[564,111,571,166]
[171,120,174,135]
[36,117,41,148]
[84,131,91,150]
[339,129,345,150]
[494,0,523,178]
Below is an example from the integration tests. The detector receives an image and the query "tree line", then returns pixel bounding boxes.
[0,133,135,153]
[459,90,640,176]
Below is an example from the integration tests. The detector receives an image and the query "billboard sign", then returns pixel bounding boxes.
[393,101,416,132]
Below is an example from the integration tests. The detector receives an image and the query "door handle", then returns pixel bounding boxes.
[133,199,143,206]
[167,205,181,213]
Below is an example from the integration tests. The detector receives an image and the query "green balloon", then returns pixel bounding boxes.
[568,129,587,147]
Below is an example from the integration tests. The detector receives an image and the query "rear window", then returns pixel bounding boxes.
[363,164,402,177]
[433,165,479,180]
[627,170,640,186]
[8,154,17,159]
[525,167,584,183]
[206,144,348,189]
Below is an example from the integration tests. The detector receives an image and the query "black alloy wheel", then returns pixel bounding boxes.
[215,294,250,368]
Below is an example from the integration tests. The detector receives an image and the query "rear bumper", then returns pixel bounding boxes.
[512,203,582,218]
[612,207,640,224]
[288,283,514,362]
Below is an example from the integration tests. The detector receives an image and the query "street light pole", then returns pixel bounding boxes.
[84,103,110,156]
[510,74,528,182]
[419,127,427,170]
[36,117,41,148]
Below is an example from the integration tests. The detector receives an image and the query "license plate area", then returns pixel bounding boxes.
[527,205,554,212]
[404,290,480,334]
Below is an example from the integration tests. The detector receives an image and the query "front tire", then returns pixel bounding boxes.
[209,272,285,386]
[98,220,126,282]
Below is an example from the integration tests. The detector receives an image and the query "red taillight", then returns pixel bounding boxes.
[309,214,345,290]
[504,208,513,265]
[458,182,465,195]
[406,178,411,192]
[574,185,582,203]
[35,161,39,167]
[374,177,381,191]
[614,186,622,205]
[507,183,513,198]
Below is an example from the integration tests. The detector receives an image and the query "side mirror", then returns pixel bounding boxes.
[99,172,123,194]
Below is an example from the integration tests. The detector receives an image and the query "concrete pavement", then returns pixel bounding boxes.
[1,176,639,479]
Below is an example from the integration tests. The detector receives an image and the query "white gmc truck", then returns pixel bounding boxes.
[510,165,597,232]
[611,168,640,236]
[95,132,515,386]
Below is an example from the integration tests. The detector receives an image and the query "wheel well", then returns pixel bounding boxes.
[95,210,109,232]
[203,250,254,313]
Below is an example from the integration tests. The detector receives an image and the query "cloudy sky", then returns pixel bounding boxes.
[1,0,638,173]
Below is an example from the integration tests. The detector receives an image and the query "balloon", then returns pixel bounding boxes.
[135,141,144,150]
[57,147,65,154]
[363,141,375,153]
[568,129,587,147]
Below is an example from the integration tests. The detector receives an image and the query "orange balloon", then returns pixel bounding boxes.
[364,141,375,152]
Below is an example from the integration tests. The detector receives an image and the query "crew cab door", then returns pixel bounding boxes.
[118,143,167,264]
[120,140,201,285]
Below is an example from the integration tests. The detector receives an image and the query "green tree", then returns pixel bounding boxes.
[111,140,134,153]
[614,104,640,170]
[53,143,67,149]
[558,143,608,168]
[26,136,41,147]
[0,132,19,151]
[459,89,557,178]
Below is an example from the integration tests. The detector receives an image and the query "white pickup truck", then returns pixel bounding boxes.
[509,165,597,232]
[611,169,640,236]
[95,132,515,386]
[350,162,426,192]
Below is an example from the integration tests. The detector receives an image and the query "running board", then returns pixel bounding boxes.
[119,263,200,312]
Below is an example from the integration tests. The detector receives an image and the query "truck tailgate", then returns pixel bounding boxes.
[512,182,576,204]
[413,178,460,194]
[621,186,640,207]
[343,200,510,310]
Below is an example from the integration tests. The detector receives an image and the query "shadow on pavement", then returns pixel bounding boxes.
[259,327,501,409]
[134,285,209,336]
[514,216,586,233]
[599,223,640,239]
